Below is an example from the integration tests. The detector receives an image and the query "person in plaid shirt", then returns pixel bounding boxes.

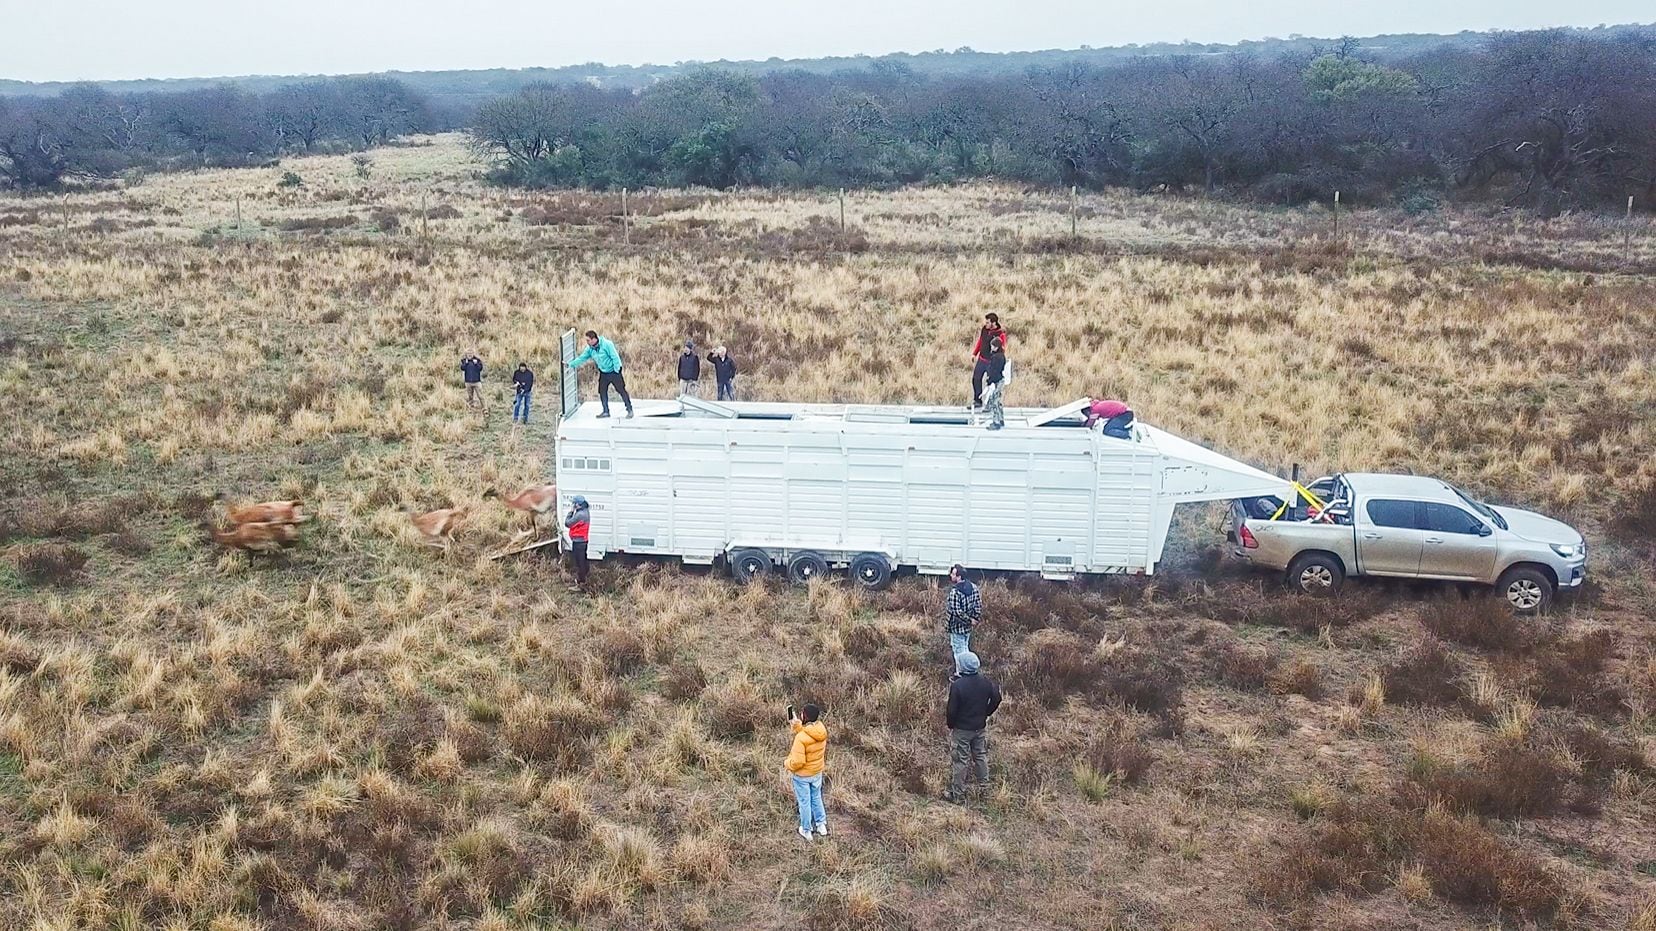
[943,564,981,675]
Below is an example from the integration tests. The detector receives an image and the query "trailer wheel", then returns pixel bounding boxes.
[729,548,772,585]
[787,551,830,585]
[848,553,893,591]
[1286,552,1344,597]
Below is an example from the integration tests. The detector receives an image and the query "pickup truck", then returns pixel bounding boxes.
[1228,472,1586,613]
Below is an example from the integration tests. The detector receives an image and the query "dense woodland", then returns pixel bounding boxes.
[4,28,1655,212]
[468,30,1656,211]
[0,76,432,189]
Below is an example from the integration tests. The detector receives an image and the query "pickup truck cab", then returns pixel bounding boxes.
[1229,473,1586,613]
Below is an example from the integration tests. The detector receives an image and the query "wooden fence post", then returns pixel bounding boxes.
[838,188,846,235]
[622,188,630,244]
[1333,190,1340,238]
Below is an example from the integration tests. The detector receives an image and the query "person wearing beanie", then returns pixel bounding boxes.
[784,703,829,840]
[677,339,701,398]
[563,495,591,590]
[943,651,1002,803]
[511,362,534,424]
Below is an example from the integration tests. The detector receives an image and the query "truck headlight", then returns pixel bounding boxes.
[1550,543,1579,558]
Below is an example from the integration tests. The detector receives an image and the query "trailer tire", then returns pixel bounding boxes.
[787,551,831,585]
[729,548,773,585]
[848,553,893,591]
[1286,552,1344,597]
[1496,565,1554,615]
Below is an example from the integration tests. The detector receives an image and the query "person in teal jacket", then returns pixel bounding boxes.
[567,330,633,418]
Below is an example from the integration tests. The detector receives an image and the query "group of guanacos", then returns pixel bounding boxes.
[207,484,560,555]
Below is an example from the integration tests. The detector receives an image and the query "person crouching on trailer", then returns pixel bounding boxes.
[1084,399,1135,438]
[564,496,591,589]
[981,336,1007,430]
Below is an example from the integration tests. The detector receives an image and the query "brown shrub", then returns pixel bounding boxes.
[1555,722,1647,780]
[1213,641,1276,690]
[1419,598,1528,651]
[1412,808,1563,918]
[1268,657,1325,700]
[503,694,605,767]
[1081,718,1154,785]
[1097,646,1185,731]
[703,678,771,740]
[842,622,886,660]
[13,543,89,585]
[1008,628,1098,708]
[1381,639,1464,706]
[424,203,462,220]
[1258,797,1564,919]
[660,660,708,701]
[595,627,648,675]
[278,215,356,232]
[1611,481,1656,541]
[1522,630,1621,714]
[368,208,400,233]
[1407,744,1582,818]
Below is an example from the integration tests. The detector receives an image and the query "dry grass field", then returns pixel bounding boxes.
[2,133,1655,930]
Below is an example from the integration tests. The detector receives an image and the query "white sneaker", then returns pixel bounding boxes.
[797,826,813,842]
[814,823,828,837]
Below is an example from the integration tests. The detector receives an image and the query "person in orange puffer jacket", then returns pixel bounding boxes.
[785,704,828,841]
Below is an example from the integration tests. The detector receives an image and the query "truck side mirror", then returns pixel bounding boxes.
[1477,523,1493,537]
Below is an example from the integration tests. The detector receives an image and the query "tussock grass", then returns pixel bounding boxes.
[1,136,1652,930]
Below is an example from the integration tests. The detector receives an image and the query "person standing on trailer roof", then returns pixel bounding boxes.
[567,330,633,419]
[981,336,1007,431]
[677,340,701,398]
[970,313,1008,410]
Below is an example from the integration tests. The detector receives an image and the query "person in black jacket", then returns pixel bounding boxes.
[707,346,738,401]
[944,651,1002,802]
[511,362,534,424]
[677,340,701,398]
[460,353,484,409]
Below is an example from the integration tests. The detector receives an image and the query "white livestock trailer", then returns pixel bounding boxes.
[553,362,1288,589]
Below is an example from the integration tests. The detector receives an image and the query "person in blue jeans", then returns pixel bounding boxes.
[943,564,981,675]
[511,362,534,423]
[784,703,829,841]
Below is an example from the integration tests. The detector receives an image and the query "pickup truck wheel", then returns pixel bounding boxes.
[1497,566,1553,614]
[729,548,772,585]
[1287,553,1344,597]
[786,551,831,585]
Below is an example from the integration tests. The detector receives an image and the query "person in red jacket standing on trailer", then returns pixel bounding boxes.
[970,313,1008,410]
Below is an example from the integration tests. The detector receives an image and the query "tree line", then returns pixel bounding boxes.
[0,76,432,189]
[470,30,1656,213]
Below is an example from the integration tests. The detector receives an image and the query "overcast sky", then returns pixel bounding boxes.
[4,0,1651,83]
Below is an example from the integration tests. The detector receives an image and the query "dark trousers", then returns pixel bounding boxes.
[716,379,735,401]
[570,540,589,584]
[597,371,632,415]
[948,727,990,798]
[971,359,990,405]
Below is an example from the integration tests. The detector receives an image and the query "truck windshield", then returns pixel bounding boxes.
[1449,484,1507,531]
